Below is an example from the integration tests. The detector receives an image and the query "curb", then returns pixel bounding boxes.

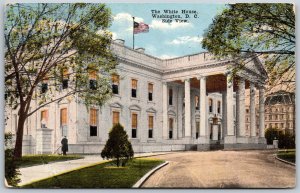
[132,161,169,188]
[275,155,296,166]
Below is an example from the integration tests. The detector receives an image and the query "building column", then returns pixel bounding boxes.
[258,86,266,143]
[199,76,208,142]
[222,92,227,140]
[184,79,191,137]
[237,78,246,141]
[177,86,183,138]
[250,82,256,138]
[224,73,236,144]
[162,82,168,139]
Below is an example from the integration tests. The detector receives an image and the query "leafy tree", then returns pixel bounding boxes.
[202,3,295,88]
[5,3,117,159]
[5,132,21,187]
[101,124,134,167]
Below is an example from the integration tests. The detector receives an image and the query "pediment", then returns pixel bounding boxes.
[109,102,123,109]
[129,104,141,111]
[168,110,176,116]
[146,107,157,114]
[243,55,268,79]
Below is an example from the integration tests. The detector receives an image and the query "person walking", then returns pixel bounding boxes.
[61,136,68,155]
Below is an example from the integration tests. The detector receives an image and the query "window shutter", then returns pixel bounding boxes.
[61,108,67,125]
[112,74,119,84]
[148,116,153,129]
[132,79,137,89]
[41,110,48,122]
[89,70,97,80]
[42,74,49,83]
[113,111,119,125]
[63,68,69,79]
[132,113,137,128]
[169,118,173,129]
[148,83,153,93]
[90,109,97,126]
[169,89,173,97]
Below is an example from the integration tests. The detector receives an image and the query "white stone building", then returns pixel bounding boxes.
[5,39,268,154]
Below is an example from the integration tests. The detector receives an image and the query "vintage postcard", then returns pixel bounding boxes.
[4,1,295,189]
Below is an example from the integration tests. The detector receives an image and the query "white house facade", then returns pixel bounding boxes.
[5,39,268,155]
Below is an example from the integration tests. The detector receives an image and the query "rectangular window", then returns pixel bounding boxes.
[131,79,137,98]
[148,115,153,138]
[60,108,68,136]
[112,74,119,94]
[169,118,173,139]
[90,109,98,136]
[41,76,48,93]
[195,96,199,110]
[169,89,173,105]
[217,101,221,114]
[41,110,48,128]
[148,83,153,101]
[112,111,120,126]
[62,68,69,89]
[89,70,97,90]
[132,113,137,138]
[196,121,200,139]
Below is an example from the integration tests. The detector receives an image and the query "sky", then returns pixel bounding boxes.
[107,3,226,59]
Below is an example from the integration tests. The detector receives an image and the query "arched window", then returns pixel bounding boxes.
[209,98,213,113]
[217,101,221,114]
[195,96,199,110]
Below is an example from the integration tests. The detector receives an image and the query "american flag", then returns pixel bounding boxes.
[133,21,149,34]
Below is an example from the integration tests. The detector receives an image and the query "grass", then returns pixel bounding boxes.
[16,154,84,168]
[277,149,296,163]
[22,158,164,188]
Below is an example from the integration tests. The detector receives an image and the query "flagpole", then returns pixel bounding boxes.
[132,16,135,49]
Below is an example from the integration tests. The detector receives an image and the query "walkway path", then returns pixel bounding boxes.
[142,150,295,188]
[18,152,172,186]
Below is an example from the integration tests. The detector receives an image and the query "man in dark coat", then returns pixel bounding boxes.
[61,136,68,155]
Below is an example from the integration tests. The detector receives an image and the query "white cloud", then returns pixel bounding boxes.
[113,13,144,23]
[111,32,118,40]
[166,36,203,45]
[159,54,178,59]
[150,20,193,31]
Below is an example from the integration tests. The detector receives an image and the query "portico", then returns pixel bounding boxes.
[161,54,268,150]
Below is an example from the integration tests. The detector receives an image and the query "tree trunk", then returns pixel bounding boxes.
[116,157,119,167]
[13,112,26,159]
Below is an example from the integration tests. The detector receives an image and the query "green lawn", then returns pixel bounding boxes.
[16,155,84,168]
[22,158,164,188]
[277,149,296,163]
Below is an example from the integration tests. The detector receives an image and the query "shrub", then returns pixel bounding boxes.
[101,123,134,167]
[278,131,295,149]
[5,132,21,186]
[265,127,280,145]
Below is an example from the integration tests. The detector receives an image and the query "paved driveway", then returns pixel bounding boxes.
[142,150,295,188]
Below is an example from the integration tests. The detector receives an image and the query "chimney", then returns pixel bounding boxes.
[135,48,145,53]
[114,39,125,45]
